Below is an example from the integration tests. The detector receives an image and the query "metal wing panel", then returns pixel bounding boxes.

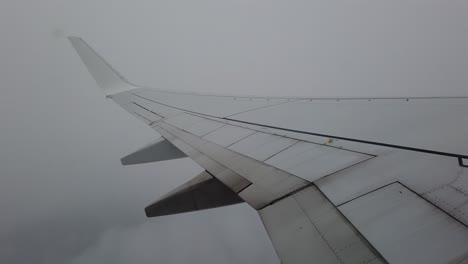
[161,113,375,186]
[154,125,252,193]
[228,98,468,158]
[134,89,290,117]
[100,89,179,124]
[128,102,162,123]
[163,113,226,136]
[315,150,467,210]
[180,114,392,157]
[156,122,309,209]
[259,185,384,264]
[422,169,468,224]
[260,195,342,264]
[339,182,468,264]
[182,118,226,137]
[451,167,468,193]
[292,187,384,264]
[130,93,181,118]
[423,185,468,223]
[164,114,208,132]
[229,132,299,161]
[265,141,373,183]
[202,125,256,147]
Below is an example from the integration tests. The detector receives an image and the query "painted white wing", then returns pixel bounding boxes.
[69,37,468,264]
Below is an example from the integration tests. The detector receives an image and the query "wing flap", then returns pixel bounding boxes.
[120,137,187,165]
[162,113,374,185]
[155,122,309,209]
[145,171,244,217]
[259,185,384,264]
[339,182,468,263]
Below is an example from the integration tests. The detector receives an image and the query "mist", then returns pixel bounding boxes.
[1,0,467,263]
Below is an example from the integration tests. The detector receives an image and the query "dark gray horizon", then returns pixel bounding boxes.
[1,1,468,263]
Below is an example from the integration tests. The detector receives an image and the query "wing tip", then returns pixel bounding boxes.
[68,36,137,96]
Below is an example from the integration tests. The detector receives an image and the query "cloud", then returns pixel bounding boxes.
[0,203,278,264]
[68,205,279,264]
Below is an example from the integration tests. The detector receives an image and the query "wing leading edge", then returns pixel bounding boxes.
[69,37,468,264]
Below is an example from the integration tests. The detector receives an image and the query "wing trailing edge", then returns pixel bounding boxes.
[121,137,187,165]
[145,171,244,217]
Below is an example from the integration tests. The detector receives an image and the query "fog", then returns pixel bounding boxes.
[1,0,467,263]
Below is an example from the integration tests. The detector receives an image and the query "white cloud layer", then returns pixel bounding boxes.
[69,205,278,264]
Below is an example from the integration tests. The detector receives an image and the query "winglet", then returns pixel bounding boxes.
[68,36,136,96]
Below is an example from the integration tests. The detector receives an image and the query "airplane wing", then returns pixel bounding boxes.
[69,37,468,264]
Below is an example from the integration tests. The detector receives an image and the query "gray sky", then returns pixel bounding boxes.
[1,0,468,263]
